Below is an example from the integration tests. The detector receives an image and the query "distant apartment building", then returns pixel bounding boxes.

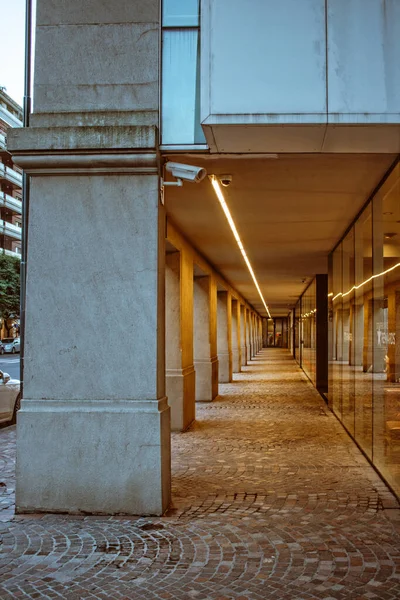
[0,88,22,259]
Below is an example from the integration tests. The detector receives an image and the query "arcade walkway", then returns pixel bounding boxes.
[1,349,400,599]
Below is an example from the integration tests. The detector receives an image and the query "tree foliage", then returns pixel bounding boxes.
[0,254,20,322]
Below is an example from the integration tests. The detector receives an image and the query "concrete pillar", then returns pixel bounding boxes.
[8,0,171,516]
[246,308,251,362]
[252,314,257,355]
[240,304,247,367]
[256,315,259,353]
[194,273,218,402]
[217,291,232,382]
[249,313,254,357]
[166,249,195,431]
[231,298,241,372]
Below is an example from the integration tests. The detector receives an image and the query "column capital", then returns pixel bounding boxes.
[8,125,159,174]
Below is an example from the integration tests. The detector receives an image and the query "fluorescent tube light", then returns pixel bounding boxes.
[209,175,272,319]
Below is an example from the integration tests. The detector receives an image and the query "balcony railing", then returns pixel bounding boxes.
[0,133,6,151]
[0,191,22,214]
[3,248,21,259]
[0,105,22,128]
[0,219,22,241]
[0,163,22,188]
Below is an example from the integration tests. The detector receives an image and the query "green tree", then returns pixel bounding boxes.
[0,254,20,336]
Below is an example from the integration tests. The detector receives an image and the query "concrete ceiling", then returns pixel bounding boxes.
[163,153,397,317]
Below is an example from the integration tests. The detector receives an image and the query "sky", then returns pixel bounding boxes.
[0,0,36,106]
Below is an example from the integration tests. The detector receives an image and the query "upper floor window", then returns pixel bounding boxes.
[161,0,206,145]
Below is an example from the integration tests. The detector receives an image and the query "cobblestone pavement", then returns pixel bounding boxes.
[1,349,400,599]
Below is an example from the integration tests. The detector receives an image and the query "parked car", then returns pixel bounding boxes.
[1,337,20,354]
[0,370,20,425]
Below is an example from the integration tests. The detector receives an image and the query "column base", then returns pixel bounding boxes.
[232,349,241,373]
[166,365,195,431]
[218,351,232,383]
[195,356,219,402]
[241,345,247,366]
[16,398,171,516]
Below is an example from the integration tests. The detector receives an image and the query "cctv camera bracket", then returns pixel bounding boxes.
[160,177,183,205]
[161,178,183,187]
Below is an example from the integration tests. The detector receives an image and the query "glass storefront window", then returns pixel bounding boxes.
[266,318,288,348]
[373,169,400,494]
[329,162,400,497]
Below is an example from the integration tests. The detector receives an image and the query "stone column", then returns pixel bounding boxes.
[252,314,257,355]
[194,273,218,402]
[249,313,254,357]
[231,298,241,372]
[166,249,195,431]
[240,304,247,367]
[217,291,232,382]
[9,0,170,515]
[246,308,251,361]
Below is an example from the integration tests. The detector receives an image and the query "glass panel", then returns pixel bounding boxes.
[342,228,355,435]
[332,244,343,419]
[374,167,400,495]
[295,302,301,360]
[267,318,274,346]
[282,317,288,348]
[162,29,205,144]
[328,254,334,407]
[354,204,373,459]
[301,279,316,384]
[163,0,199,26]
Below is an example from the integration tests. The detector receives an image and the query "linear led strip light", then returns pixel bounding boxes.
[209,175,272,319]
[331,261,400,302]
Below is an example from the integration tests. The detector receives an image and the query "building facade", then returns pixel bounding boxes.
[8,0,400,513]
[0,89,22,339]
[0,89,22,260]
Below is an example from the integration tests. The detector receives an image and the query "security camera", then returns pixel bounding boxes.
[219,174,233,187]
[165,162,207,183]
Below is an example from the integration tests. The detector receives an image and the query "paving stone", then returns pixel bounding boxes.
[0,349,399,599]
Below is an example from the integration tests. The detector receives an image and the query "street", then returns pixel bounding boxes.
[0,354,20,381]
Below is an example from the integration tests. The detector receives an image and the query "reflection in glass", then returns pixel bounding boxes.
[374,171,400,494]
[266,318,288,347]
[301,280,316,384]
[332,244,343,419]
[329,163,400,496]
[162,30,205,144]
[161,0,205,145]
[354,205,373,459]
[342,229,355,435]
